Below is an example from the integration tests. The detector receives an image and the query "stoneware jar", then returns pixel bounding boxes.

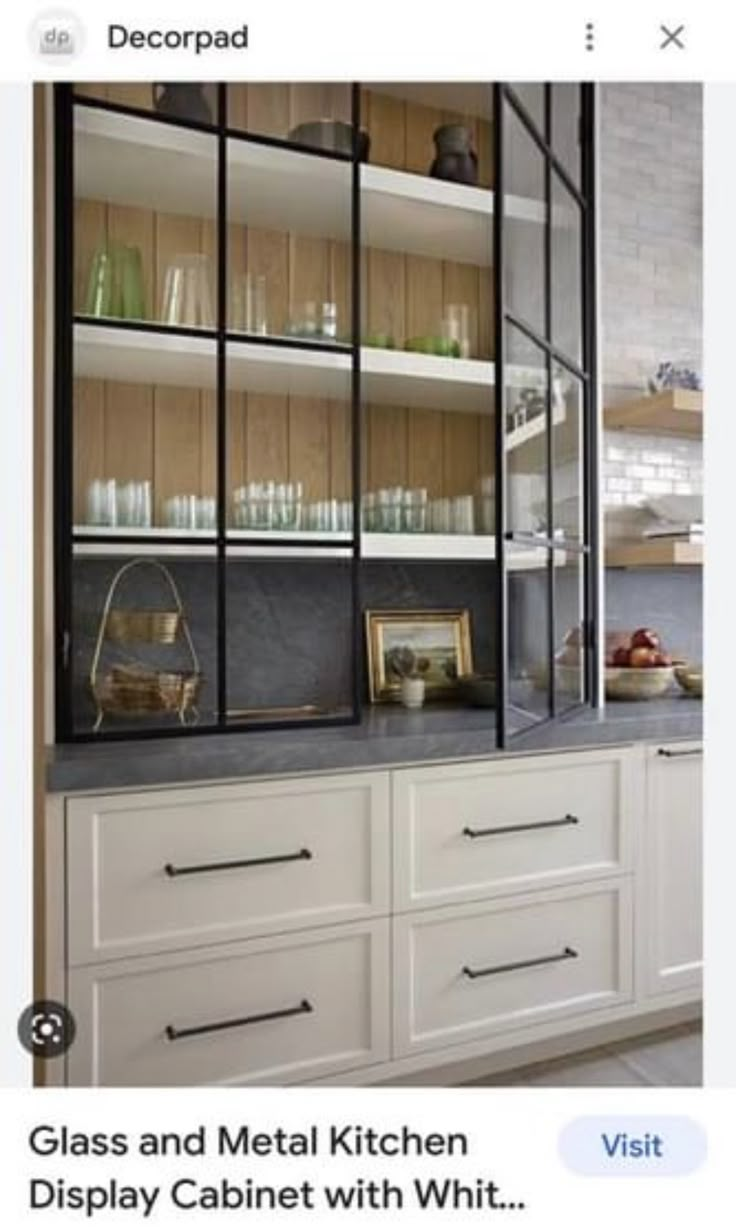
[429,124,479,186]
[400,676,426,709]
[153,84,212,124]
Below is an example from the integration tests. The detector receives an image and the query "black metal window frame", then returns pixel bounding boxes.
[53,81,597,746]
[493,83,598,748]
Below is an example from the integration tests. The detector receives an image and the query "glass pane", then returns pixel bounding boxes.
[553,550,587,711]
[505,326,548,539]
[551,171,583,365]
[225,559,354,723]
[504,104,546,336]
[508,84,545,132]
[552,369,585,546]
[71,552,217,736]
[227,83,352,148]
[551,84,581,186]
[74,103,218,330]
[227,138,352,341]
[506,548,553,731]
[72,334,217,537]
[226,355,352,537]
[75,82,219,124]
[361,83,493,187]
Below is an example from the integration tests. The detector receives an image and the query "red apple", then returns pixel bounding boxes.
[631,627,661,650]
[612,646,631,667]
[630,646,660,668]
[653,651,672,667]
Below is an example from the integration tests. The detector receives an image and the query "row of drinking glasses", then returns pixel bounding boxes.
[86,480,496,536]
[303,500,353,533]
[164,495,217,531]
[233,482,304,531]
[87,480,152,528]
[362,488,429,534]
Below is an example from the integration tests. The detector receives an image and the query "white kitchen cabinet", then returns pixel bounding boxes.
[66,772,390,964]
[643,742,703,998]
[67,919,390,1087]
[393,748,636,910]
[46,741,702,1087]
[393,880,633,1057]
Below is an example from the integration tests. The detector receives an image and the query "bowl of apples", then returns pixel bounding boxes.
[605,628,675,700]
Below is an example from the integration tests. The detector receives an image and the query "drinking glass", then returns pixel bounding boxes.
[402,488,428,533]
[230,272,267,334]
[84,247,118,318]
[160,254,214,328]
[428,498,451,534]
[377,487,403,533]
[116,481,137,527]
[164,494,197,530]
[361,492,376,531]
[86,479,116,526]
[119,245,146,320]
[477,475,495,534]
[451,494,475,534]
[196,496,216,531]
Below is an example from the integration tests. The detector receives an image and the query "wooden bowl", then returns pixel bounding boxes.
[674,664,703,698]
[605,665,674,701]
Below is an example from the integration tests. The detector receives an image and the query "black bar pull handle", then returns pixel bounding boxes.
[165,998,313,1042]
[462,946,578,980]
[463,814,579,839]
[656,747,702,759]
[164,848,312,877]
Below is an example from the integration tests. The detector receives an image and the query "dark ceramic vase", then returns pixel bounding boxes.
[429,124,478,186]
[154,84,212,124]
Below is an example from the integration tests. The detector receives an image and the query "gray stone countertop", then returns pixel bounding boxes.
[46,697,702,795]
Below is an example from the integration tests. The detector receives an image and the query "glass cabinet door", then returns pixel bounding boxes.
[57,82,361,739]
[495,83,595,741]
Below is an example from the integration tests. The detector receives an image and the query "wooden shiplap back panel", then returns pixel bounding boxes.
[72,83,496,518]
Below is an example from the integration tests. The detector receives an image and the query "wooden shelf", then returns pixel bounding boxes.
[606,539,703,568]
[74,323,544,416]
[74,106,544,266]
[604,389,703,436]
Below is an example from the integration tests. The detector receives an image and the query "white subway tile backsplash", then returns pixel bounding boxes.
[601,428,703,507]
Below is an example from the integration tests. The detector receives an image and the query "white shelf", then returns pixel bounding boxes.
[363,533,495,561]
[74,324,549,417]
[74,107,543,266]
[73,526,556,569]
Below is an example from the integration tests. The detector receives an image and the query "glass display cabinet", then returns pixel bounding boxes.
[53,81,597,744]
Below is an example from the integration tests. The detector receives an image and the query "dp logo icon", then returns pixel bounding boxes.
[31,11,84,60]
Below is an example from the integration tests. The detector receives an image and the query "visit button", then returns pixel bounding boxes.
[559,1116,706,1177]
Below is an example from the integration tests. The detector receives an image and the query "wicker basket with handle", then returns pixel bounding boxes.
[90,558,201,731]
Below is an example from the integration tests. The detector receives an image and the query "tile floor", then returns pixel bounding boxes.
[462,1023,702,1087]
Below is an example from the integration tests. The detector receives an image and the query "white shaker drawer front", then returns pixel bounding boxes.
[394,881,633,1057]
[67,919,390,1086]
[393,750,635,910]
[66,773,390,965]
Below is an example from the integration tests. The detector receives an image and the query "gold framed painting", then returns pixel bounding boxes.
[365,609,473,703]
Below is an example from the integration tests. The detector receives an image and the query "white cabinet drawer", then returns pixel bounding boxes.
[66,773,390,964]
[67,919,389,1086]
[393,750,635,910]
[394,881,632,1057]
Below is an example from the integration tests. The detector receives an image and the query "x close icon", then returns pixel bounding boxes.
[660,23,685,49]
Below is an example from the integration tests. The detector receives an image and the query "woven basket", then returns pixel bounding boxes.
[94,664,201,716]
[90,559,200,730]
[105,609,181,645]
